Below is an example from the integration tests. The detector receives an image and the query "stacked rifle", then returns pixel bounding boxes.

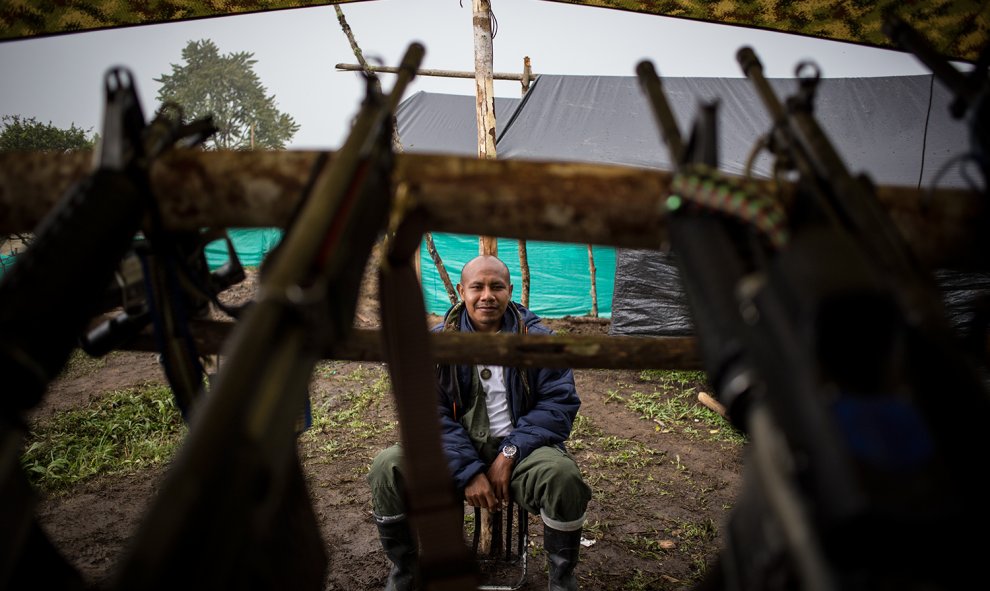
[636,14,990,591]
[0,43,472,590]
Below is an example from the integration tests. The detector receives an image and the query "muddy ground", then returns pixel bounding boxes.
[28,260,744,591]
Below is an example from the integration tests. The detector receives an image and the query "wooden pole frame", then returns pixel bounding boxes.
[474,0,499,257]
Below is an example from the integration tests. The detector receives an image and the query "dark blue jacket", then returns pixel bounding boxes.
[433,302,581,491]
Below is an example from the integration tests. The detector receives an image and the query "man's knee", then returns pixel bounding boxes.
[515,447,591,520]
[368,444,406,517]
[368,444,403,484]
[553,458,591,509]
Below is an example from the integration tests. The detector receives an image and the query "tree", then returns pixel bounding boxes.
[0,115,95,151]
[155,39,299,150]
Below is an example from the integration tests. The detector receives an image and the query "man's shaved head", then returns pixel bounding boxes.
[460,255,510,285]
[456,255,513,333]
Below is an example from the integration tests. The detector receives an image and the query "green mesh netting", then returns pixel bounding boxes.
[205,228,283,269]
[420,233,613,319]
[2,230,611,319]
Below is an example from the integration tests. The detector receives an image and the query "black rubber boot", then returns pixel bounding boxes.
[544,524,581,591]
[375,518,418,591]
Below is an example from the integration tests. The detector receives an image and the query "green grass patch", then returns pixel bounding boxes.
[22,384,185,493]
[638,369,707,388]
[567,413,597,452]
[622,370,745,444]
[57,349,110,380]
[303,364,396,456]
[671,517,719,579]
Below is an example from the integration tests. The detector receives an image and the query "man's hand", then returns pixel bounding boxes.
[487,454,514,508]
[465,472,498,510]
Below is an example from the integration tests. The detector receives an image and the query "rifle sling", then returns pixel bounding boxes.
[379,214,479,590]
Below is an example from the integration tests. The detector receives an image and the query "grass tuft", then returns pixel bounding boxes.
[22,384,185,493]
[302,364,396,459]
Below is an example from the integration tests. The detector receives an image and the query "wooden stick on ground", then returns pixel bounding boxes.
[697,392,727,419]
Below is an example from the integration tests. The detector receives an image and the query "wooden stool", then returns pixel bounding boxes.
[467,504,529,591]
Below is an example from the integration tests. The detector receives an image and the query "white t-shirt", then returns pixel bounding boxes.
[478,364,513,438]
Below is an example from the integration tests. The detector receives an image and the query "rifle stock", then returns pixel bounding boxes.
[111,42,425,590]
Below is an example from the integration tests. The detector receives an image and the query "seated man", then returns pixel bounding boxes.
[368,254,592,591]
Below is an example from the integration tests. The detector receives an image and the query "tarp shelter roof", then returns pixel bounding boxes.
[1,1,986,63]
[399,73,974,190]
[396,92,522,156]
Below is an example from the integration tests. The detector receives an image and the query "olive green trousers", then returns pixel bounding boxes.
[368,443,590,531]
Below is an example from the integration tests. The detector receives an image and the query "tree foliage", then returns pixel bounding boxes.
[0,115,95,152]
[155,39,299,150]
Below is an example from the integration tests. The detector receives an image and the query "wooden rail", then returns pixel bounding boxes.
[2,149,987,270]
[112,319,702,370]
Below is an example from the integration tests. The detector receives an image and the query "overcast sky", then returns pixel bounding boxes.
[0,0,932,150]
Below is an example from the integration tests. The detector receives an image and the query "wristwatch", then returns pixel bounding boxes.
[501,444,518,460]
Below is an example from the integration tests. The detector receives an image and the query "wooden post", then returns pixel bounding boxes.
[518,56,531,308]
[518,241,530,308]
[472,0,497,550]
[425,232,458,305]
[521,55,532,94]
[587,244,598,317]
[474,0,498,257]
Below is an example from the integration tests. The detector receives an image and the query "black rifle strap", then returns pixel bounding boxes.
[379,208,479,591]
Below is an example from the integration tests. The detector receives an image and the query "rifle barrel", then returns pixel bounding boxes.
[635,60,684,165]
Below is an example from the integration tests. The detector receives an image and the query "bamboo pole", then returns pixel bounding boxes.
[474,0,498,257]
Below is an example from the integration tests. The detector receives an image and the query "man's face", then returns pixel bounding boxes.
[457,257,513,333]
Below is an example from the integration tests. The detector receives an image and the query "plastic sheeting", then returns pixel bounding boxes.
[610,250,990,339]
[420,233,613,318]
[936,269,990,338]
[397,91,522,156]
[0,252,15,278]
[205,228,283,269]
[0,229,282,279]
[609,249,692,336]
[491,74,971,335]
[497,74,970,189]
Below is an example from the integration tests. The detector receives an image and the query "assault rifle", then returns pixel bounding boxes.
[76,100,247,423]
[110,42,426,590]
[81,218,247,421]
[637,43,990,591]
[0,68,216,588]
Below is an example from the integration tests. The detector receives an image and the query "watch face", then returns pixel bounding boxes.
[502,444,517,458]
